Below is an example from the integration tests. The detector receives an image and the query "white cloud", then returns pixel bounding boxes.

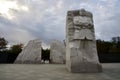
[0,0,120,47]
[8,29,36,44]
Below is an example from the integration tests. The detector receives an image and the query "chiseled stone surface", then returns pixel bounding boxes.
[66,9,102,72]
[50,40,65,64]
[14,39,42,64]
[0,64,120,80]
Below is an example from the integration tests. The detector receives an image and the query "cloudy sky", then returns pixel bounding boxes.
[0,0,120,48]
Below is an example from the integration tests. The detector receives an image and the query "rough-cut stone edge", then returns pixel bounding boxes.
[14,39,42,64]
[66,9,102,73]
[50,39,66,64]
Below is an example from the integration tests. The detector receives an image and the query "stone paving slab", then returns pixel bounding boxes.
[0,63,120,80]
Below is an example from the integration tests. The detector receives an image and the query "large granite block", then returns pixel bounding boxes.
[50,40,65,64]
[14,39,42,64]
[66,9,102,72]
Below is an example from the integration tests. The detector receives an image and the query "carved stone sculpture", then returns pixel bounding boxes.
[14,39,42,64]
[66,9,102,72]
[50,40,65,64]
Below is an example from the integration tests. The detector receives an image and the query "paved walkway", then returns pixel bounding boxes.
[0,63,120,80]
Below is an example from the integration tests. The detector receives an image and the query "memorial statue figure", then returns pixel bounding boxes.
[66,9,102,72]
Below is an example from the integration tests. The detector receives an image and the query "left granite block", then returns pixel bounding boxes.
[14,39,42,64]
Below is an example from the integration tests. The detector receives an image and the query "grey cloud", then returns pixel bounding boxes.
[0,0,120,47]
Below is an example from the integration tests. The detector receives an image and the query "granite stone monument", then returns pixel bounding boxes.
[66,9,102,72]
[14,39,42,64]
[50,40,66,64]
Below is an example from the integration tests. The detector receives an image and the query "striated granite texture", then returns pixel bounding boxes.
[14,39,42,64]
[50,40,66,64]
[66,9,102,72]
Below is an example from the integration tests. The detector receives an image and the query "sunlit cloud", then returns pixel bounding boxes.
[0,0,29,20]
[20,6,29,11]
[0,0,120,47]
[0,1,17,19]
